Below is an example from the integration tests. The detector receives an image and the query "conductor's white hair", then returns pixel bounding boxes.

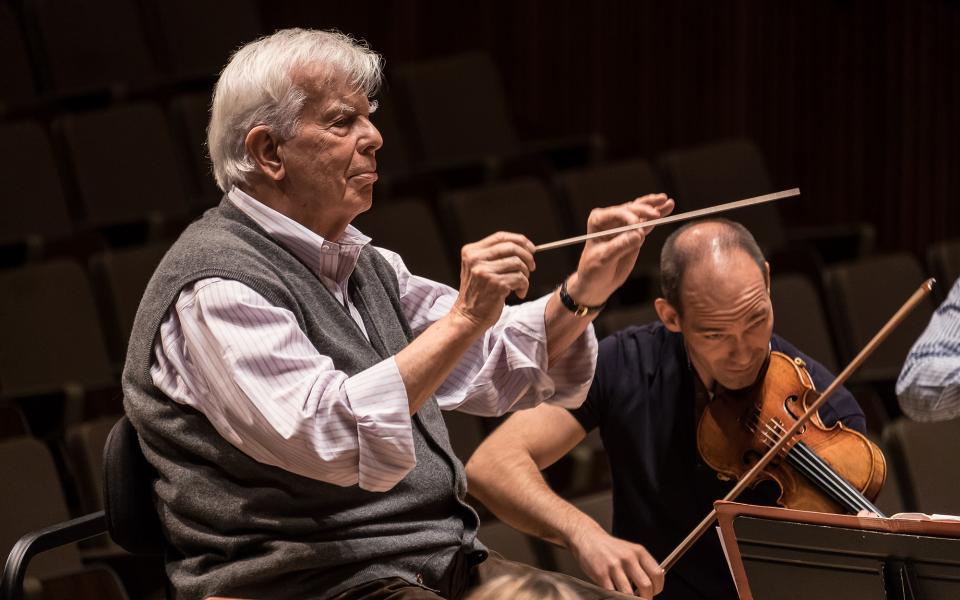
[208,28,383,192]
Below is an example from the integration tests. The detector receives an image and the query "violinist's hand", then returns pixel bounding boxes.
[566,194,675,307]
[451,231,536,329]
[565,521,664,598]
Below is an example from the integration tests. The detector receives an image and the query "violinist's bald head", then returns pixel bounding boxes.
[656,219,774,391]
[659,219,768,315]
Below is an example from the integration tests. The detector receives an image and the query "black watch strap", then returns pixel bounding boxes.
[558,279,605,317]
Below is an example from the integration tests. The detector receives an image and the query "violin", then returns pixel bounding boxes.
[696,351,886,515]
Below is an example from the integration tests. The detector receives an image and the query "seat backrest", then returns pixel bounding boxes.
[90,243,170,362]
[658,139,785,251]
[56,103,191,229]
[824,253,934,382]
[103,416,164,555]
[771,273,839,373]
[0,437,83,579]
[0,260,114,399]
[559,158,670,273]
[594,304,660,339]
[476,519,541,567]
[168,92,221,207]
[883,417,960,514]
[0,121,72,245]
[926,239,960,298]
[441,411,486,464]
[352,197,457,287]
[369,90,414,182]
[394,53,518,167]
[27,0,157,95]
[142,0,262,80]
[442,178,575,296]
[66,416,119,513]
[0,5,36,109]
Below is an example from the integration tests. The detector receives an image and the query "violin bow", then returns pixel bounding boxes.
[659,278,937,572]
[534,188,800,253]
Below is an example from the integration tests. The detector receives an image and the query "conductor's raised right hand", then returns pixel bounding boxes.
[451,232,536,329]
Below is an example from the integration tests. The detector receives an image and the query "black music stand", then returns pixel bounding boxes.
[715,501,960,600]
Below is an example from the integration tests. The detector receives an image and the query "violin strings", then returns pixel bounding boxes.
[792,442,883,515]
[757,420,868,513]
[747,410,872,514]
[757,419,879,514]
[755,423,861,511]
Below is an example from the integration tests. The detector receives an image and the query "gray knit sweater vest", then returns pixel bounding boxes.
[122,200,482,599]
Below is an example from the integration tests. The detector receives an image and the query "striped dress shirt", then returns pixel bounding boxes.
[151,187,597,491]
[896,277,960,422]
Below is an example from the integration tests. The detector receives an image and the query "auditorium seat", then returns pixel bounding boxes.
[558,158,671,281]
[0,439,119,597]
[0,121,73,260]
[658,139,783,250]
[926,239,960,299]
[873,439,905,516]
[352,197,458,287]
[0,4,37,111]
[658,139,874,263]
[441,411,487,464]
[55,103,193,237]
[0,260,117,431]
[392,53,520,173]
[26,0,157,96]
[393,53,601,178]
[369,89,416,190]
[823,253,934,384]
[168,92,222,208]
[65,416,117,514]
[0,437,85,580]
[883,417,960,514]
[594,304,660,339]
[477,519,542,567]
[141,0,262,81]
[90,243,170,363]
[548,490,613,579]
[441,178,576,297]
[770,273,839,373]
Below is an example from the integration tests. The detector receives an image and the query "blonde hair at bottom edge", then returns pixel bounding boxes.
[464,573,580,600]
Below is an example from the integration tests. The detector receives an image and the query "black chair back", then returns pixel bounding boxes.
[103,416,164,556]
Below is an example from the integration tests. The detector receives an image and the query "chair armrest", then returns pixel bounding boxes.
[1,511,107,600]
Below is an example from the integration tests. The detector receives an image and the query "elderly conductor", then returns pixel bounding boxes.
[122,28,672,600]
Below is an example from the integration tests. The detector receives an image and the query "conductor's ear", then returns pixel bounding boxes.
[244,126,285,182]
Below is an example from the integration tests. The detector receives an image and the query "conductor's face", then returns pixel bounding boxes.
[281,66,383,231]
[662,250,774,391]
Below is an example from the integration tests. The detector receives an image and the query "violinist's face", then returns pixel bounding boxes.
[657,250,774,391]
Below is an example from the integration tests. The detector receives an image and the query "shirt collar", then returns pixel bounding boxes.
[227,186,371,284]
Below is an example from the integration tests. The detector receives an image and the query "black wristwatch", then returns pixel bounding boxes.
[558,278,605,317]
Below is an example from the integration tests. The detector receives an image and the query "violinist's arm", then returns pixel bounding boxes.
[466,404,664,598]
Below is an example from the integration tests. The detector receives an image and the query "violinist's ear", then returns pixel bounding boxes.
[763,261,771,294]
[655,297,682,333]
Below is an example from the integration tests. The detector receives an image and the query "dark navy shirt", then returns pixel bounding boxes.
[569,322,866,600]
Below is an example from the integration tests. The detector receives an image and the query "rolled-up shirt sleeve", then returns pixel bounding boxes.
[377,247,598,416]
[896,279,960,422]
[152,279,415,492]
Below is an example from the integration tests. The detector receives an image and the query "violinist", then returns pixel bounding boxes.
[466,219,867,600]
